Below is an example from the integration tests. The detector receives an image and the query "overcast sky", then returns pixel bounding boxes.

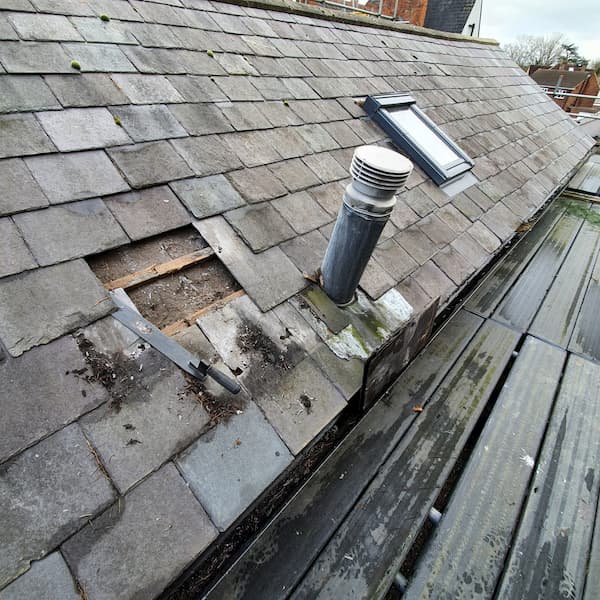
[480,0,600,61]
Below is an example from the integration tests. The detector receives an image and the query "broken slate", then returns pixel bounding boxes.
[0,259,112,356]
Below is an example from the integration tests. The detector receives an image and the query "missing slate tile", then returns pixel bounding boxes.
[89,227,241,330]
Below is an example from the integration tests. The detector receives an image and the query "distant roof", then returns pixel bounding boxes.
[424,0,477,34]
[531,69,593,90]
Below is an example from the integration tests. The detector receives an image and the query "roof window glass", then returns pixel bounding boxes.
[364,93,474,186]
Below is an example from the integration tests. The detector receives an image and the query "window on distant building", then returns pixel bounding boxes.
[363,93,474,186]
[555,88,567,99]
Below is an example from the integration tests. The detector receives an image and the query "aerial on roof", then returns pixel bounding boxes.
[0,0,596,598]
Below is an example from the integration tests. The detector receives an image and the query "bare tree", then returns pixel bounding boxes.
[503,33,568,69]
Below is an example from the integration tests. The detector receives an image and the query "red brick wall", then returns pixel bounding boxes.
[305,0,428,24]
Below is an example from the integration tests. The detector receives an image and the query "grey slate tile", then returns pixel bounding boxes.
[413,260,456,302]
[322,120,362,148]
[451,232,489,268]
[225,130,282,167]
[62,42,136,72]
[171,135,242,176]
[467,220,502,253]
[195,217,306,311]
[0,75,60,113]
[0,0,34,11]
[0,158,48,215]
[80,352,210,493]
[0,41,72,73]
[45,73,128,107]
[8,13,83,41]
[308,181,344,216]
[302,151,347,183]
[269,158,320,192]
[395,225,438,265]
[227,166,287,203]
[169,102,233,135]
[62,463,217,600]
[0,552,79,600]
[177,401,292,530]
[247,76,288,100]
[268,126,312,159]
[110,104,187,142]
[271,190,331,235]
[373,238,418,282]
[0,113,55,159]
[296,123,339,152]
[213,75,262,101]
[359,257,396,300]
[36,107,131,151]
[111,74,184,104]
[395,277,433,314]
[480,202,522,241]
[0,217,37,278]
[167,74,227,102]
[88,0,142,21]
[436,203,472,233]
[70,16,137,44]
[14,199,128,266]
[0,335,108,463]
[25,150,129,204]
[252,355,346,455]
[218,101,271,131]
[281,229,328,274]
[0,259,112,356]
[215,53,258,76]
[432,244,475,285]
[170,174,245,219]
[108,141,193,188]
[105,186,191,240]
[0,15,18,41]
[225,202,295,251]
[0,424,115,589]
[259,101,303,128]
[417,214,457,246]
[30,0,95,15]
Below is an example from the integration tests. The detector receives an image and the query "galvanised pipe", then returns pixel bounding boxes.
[321,145,413,305]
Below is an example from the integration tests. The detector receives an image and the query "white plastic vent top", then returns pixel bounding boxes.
[350,145,413,193]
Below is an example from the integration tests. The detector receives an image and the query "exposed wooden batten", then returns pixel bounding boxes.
[104,247,215,291]
[161,289,246,337]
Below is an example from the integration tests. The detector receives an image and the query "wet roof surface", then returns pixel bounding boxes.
[0,1,597,598]
[205,191,600,598]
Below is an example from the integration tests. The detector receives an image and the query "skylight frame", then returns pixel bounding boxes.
[364,93,474,185]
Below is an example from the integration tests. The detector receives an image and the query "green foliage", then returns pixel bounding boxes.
[206,50,214,57]
[100,14,110,22]
[113,115,123,127]
[70,60,81,71]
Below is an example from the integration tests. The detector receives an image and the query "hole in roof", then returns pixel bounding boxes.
[88,227,241,332]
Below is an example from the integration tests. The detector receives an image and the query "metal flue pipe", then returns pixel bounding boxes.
[321,145,413,306]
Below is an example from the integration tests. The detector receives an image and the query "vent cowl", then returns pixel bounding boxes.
[350,145,413,197]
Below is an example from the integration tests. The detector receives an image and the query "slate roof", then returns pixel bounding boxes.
[424,0,476,35]
[0,0,596,598]
[531,68,594,90]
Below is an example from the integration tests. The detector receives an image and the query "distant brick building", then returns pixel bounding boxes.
[304,0,482,35]
[529,64,600,114]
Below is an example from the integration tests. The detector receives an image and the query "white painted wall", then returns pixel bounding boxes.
[462,0,482,37]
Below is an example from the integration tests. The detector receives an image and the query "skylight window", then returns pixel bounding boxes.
[363,93,474,186]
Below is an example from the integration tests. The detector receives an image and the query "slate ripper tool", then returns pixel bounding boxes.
[110,290,241,394]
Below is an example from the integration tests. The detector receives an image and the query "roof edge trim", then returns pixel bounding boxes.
[212,0,500,45]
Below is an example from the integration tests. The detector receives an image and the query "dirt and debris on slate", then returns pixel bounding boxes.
[0,0,596,598]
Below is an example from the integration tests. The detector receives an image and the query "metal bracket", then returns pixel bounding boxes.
[110,291,241,395]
